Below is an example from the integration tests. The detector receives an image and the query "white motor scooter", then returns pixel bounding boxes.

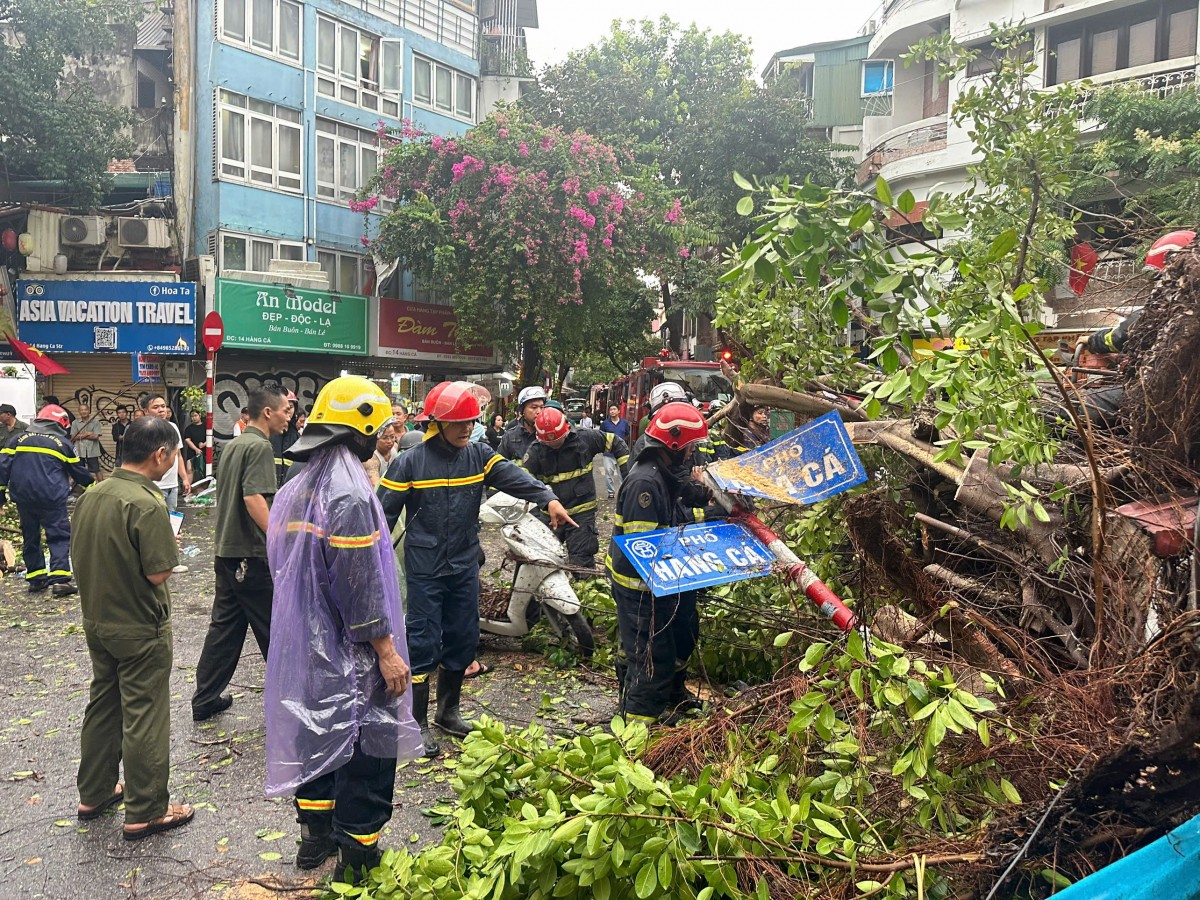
[478,492,594,657]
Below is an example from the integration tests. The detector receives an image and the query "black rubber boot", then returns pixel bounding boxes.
[295,816,336,870]
[412,679,440,758]
[615,660,628,708]
[434,668,472,738]
[669,668,702,711]
[338,841,383,881]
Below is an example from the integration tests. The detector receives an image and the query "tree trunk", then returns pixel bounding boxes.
[520,324,542,388]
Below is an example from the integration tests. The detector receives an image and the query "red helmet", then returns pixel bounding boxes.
[535,407,570,444]
[424,380,481,423]
[36,404,70,429]
[644,402,708,452]
[1146,230,1196,270]
[415,382,447,423]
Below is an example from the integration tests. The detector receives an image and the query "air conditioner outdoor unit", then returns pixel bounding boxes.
[60,215,108,247]
[117,217,172,249]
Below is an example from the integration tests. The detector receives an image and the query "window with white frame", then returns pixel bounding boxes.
[404,270,451,306]
[317,250,371,295]
[220,0,301,62]
[316,16,402,117]
[316,119,384,203]
[217,90,302,193]
[412,55,475,122]
[862,60,894,96]
[219,232,305,273]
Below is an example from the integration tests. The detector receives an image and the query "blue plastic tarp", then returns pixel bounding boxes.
[1050,812,1200,899]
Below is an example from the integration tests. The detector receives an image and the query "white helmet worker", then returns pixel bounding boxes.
[648,381,689,414]
[516,386,547,410]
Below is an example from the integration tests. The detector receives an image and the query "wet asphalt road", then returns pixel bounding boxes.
[0,494,618,900]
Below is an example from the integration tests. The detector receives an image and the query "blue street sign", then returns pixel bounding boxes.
[613,521,774,597]
[709,411,867,506]
[15,280,196,354]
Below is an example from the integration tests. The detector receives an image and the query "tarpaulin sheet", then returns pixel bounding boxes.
[264,444,424,797]
[1052,812,1200,899]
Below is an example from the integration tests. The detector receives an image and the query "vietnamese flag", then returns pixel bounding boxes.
[7,336,70,375]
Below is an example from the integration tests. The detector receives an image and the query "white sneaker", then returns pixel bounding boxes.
[172,564,189,574]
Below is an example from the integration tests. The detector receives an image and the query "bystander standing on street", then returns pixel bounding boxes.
[111,405,130,466]
[183,410,207,484]
[140,394,191,512]
[72,415,194,841]
[0,403,28,445]
[71,401,105,482]
[598,404,630,498]
[191,385,290,722]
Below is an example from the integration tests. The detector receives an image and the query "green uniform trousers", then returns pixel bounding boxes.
[78,627,173,824]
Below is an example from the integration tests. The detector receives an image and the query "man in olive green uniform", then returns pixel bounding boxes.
[191,385,290,721]
[73,416,194,840]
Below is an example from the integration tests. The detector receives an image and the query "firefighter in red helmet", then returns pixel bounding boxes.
[606,401,711,723]
[377,381,575,757]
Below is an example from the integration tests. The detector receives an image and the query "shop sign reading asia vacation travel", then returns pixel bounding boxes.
[214,278,368,355]
[16,280,197,353]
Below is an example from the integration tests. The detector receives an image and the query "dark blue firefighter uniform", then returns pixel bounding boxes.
[0,423,95,589]
[377,433,556,674]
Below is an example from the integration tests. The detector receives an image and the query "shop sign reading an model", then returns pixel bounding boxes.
[16,280,196,353]
[214,278,368,356]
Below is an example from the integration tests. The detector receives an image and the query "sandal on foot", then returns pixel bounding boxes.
[123,803,194,841]
[464,661,492,679]
[78,784,124,820]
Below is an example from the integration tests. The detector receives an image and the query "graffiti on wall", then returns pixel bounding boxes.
[214,369,329,440]
[65,382,164,468]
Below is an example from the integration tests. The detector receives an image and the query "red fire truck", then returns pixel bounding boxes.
[594,357,735,441]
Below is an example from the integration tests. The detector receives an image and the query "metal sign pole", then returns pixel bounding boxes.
[205,348,214,478]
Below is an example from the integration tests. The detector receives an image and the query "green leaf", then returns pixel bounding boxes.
[657,852,673,889]
[634,860,658,898]
[849,668,864,701]
[773,631,794,648]
[258,851,282,861]
[551,816,588,844]
[897,190,916,214]
[848,204,873,230]
[831,296,849,329]
[876,176,894,206]
[988,228,1018,261]
[1000,777,1022,804]
[736,196,754,216]
[732,171,754,191]
[873,272,904,295]
[812,817,843,839]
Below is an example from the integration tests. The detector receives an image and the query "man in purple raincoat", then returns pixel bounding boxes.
[264,376,423,878]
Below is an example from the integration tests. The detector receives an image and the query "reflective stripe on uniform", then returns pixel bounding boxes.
[615,454,630,466]
[379,477,409,492]
[483,454,504,475]
[25,568,47,579]
[287,521,325,537]
[567,500,597,515]
[1104,329,1118,351]
[48,569,72,577]
[617,517,658,534]
[1,445,80,464]
[347,830,380,846]
[273,457,293,467]
[692,508,705,522]
[296,799,335,811]
[545,464,593,484]
[605,553,649,591]
[604,432,615,451]
[410,473,486,489]
[328,531,380,549]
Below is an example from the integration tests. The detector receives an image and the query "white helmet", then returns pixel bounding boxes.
[517,386,547,409]
[648,381,689,413]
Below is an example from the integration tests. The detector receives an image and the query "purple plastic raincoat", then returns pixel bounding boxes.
[264,444,424,797]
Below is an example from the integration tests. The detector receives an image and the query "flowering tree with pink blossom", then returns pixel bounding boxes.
[360,113,678,386]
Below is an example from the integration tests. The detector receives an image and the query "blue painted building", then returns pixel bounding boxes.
[192,0,482,293]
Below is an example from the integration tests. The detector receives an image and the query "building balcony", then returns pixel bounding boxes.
[857,114,948,183]
[1054,59,1198,116]
[871,0,952,57]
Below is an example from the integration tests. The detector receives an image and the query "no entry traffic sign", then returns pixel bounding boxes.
[202,310,224,353]
[613,521,773,597]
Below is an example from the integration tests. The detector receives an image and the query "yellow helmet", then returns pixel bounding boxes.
[307,375,392,436]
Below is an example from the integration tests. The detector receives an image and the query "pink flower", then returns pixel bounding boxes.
[431,135,444,150]
[664,198,683,224]
[359,236,371,247]
[602,238,613,247]
[587,190,600,206]
[498,127,509,138]
[348,196,380,213]
[678,247,690,259]
[540,135,554,152]
[518,142,529,157]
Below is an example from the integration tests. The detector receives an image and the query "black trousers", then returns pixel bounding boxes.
[18,501,73,586]
[294,742,396,849]
[192,556,272,712]
[614,584,698,720]
[554,511,599,568]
